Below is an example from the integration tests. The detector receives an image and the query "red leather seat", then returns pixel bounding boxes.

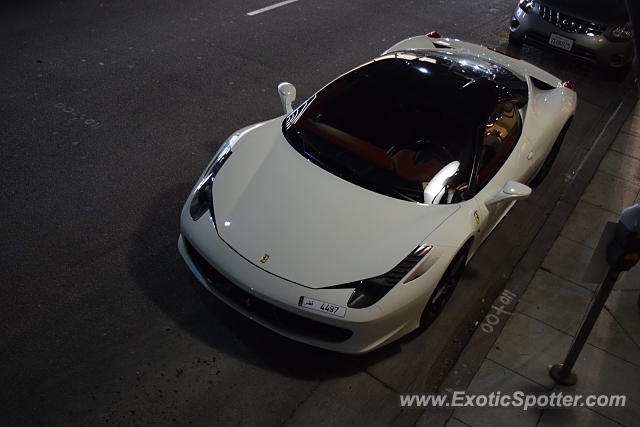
[392,150,443,183]
[303,120,444,183]
[304,120,395,171]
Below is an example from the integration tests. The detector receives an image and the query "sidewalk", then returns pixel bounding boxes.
[421,103,640,427]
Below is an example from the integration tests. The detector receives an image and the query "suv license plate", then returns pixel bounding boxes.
[548,33,574,51]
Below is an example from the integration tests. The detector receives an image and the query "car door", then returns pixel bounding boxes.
[471,101,530,245]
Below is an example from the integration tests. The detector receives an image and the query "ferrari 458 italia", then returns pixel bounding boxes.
[178,34,577,354]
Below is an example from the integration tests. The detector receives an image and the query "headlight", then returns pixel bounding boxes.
[345,245,433,309]
[518,0,534,11]
[189,133,238,221]
[608,22,633,41]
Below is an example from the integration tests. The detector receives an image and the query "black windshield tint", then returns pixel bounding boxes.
[283,51,527,203]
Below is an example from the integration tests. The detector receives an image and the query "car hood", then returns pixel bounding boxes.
[542,0,628,25]
[211,118,459,289]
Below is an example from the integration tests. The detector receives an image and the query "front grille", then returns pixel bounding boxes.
[538,3,606,35]
[183,238,353,343]
[525,32,597,62]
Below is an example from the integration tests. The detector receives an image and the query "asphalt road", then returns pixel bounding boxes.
[0,0,633,426]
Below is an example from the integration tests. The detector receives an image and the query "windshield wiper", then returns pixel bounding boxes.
[387,187,419,203]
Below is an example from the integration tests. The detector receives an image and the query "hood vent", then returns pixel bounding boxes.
[530,76,555,90]
[432,41,453,49]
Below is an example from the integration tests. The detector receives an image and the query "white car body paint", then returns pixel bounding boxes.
[213,118,460,288]
[178,36,577,353]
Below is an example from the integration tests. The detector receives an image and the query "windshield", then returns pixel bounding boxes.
[283,51,527,203]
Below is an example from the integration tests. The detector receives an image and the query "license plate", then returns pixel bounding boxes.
[298,296,346,318]
[548,33,573,51]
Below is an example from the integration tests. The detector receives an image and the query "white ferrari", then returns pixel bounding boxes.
[178,34,577,354]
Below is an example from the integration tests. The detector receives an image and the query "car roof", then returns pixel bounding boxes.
[370,50,528,118]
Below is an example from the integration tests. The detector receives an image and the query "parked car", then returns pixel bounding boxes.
[178,34,576,354]
[509,0,633,72]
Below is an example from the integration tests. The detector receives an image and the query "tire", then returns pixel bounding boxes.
[420,247,468,328]
[528,119,571,188]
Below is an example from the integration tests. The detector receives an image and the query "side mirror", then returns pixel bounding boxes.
[277,82,296,114]
[485,181,531,207]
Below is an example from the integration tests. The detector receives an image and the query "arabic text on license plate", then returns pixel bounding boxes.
[298,296,346,317]
[548,33,573,51]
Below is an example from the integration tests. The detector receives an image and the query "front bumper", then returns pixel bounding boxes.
[178,198,452,354]
[510,7,633,68]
